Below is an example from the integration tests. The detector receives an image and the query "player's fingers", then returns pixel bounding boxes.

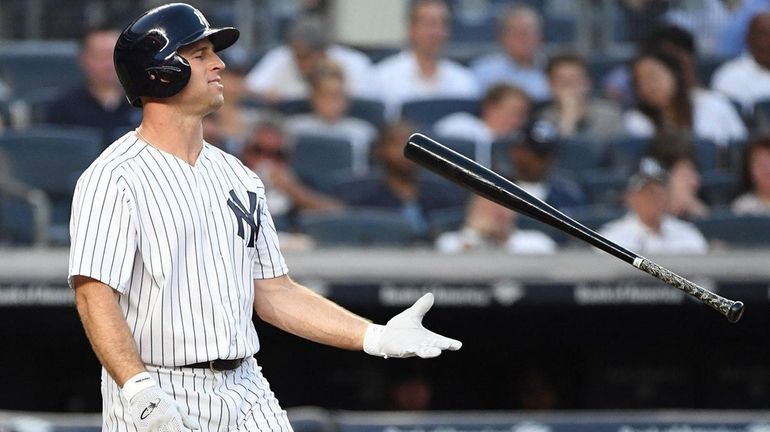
[406,293,434,318]
[434,336,462,351]
[415,346,442,358]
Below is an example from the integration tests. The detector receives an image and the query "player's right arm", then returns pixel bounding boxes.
[72,276,145,386]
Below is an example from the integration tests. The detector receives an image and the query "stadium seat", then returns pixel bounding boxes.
[752,98,770,132]
[580,169,629,207]
[607,135,651,172]
[275,98,312,116]
[19,87,65,124]
[543,15,576,43]
[428,135,477,161]
[694,138,718,172]
[401,98,481,128]
[427,206,466,238]
[700,170,739,208]
[694,213,770,247]
[0,127,102,243]
[554,138,605,176]
[299,209,417,247]
[0,195,35,245]
[348,98,386,128]
[0,43,82,99]
[290,134,354,188]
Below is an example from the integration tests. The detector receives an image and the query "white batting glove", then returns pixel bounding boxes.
[363,293,462,359]
[122,372,199,432]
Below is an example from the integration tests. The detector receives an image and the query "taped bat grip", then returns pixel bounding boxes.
[634,258,744,323]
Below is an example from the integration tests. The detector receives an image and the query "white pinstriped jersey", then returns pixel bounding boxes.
[69,131,288,368]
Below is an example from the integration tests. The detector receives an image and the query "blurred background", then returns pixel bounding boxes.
[1,0,770,431]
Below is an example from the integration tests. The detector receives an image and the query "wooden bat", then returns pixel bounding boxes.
[404,133,744,323]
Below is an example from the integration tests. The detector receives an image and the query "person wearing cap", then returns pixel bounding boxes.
[598,158,708,254]
[507,119,587,211]
[68,5,461,432]
[244,15,375,102]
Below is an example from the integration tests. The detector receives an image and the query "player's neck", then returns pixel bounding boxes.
[137,107,204,166]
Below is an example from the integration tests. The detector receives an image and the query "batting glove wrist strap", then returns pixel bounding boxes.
[363,293,462,359]
[363,324,387,358]
[122,372,156,402]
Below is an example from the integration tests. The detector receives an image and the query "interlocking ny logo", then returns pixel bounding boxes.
[227,190,260,247]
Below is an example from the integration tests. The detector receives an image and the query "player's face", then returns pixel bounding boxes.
[177,39,226,114]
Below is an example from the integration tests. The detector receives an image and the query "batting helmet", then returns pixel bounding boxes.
[114,3,239,107]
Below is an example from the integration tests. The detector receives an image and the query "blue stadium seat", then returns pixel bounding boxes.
[694,138,718,172]
[544,15,576,43]
[427,206,466,237]
[554,138,605,176]
[0,45,82,99]
[290,134,354,188]
[580,169,629,207]
[275,98,312,115]
[700,170,739,208]
[299,209,417,247]
[401,98,481,128]
[0,195,35,245]
[429,135,477,161]
[20,87,65,124]
[694,213,770,247]
[608,135,651,172]
[0,127,101,243]
[752,98,770,131]
[348,98,386,128]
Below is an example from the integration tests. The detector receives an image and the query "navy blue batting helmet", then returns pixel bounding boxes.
[114,3,239,107]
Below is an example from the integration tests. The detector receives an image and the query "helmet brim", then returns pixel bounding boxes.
[204,27,240,52]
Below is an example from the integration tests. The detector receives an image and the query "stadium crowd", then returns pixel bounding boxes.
[1,0,770,252]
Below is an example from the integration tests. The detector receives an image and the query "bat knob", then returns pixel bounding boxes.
[727,301,744,323]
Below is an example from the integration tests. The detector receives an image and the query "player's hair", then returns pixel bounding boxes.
[482,83,529,107]
[498,3,542,34]
[79,24,120,51]
[287,15,329,51]
[545,52,588,78]
[307,59,345,90]
[737,135,770,195]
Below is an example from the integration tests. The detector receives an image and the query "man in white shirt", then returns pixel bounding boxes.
[711,12,770,114]
[373,0,479,118]
[598,158,709,254]
[470,5,550,101]
[244,15,375,102]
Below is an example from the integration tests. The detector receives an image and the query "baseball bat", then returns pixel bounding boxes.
[404,133,744,323]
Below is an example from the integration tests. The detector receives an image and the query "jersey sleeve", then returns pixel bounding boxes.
[68,168,138,293]
[252,195,289,279]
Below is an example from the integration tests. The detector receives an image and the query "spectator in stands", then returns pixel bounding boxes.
[244,15,374,102]
[712,11,770,115]
[241,118,343,229]
[373,0,479,118]
[387,373,433,411]
[598,158,709,254]
[471,5,550,102]
[47,26,138,147]
[337,121,466,237]
[732,135,770,215]
[716,0,770,58]
[285,60,377,175]
[648,133,710,219]
[435,195,556,254]
[433,83,531,167]
[217,50,262,155]
[538,53,624,148]
[508,120,587,210]
[625,50,746,148]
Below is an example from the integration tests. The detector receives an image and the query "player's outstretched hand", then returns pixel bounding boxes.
[123,372,200,432]
[363,293,462,359]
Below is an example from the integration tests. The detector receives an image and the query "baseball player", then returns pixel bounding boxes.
[68,4,461,432]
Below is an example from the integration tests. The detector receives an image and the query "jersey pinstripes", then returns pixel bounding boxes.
[69,131,288,368]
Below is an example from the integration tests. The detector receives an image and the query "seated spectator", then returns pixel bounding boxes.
[625,50,746,147]
[508,120,588,210]
[285,60,378,175]
[435,195,556,254]
[647,132,709,220]
[598,158,709,254]
[471,4,550,101]
[732,135,770,215]
[373,0,479,118]
[712,11,770,115]
[715,0,770,59]
[241,118,343,228]
[244,15,375,102]
[433,83,530,167]
[387,373,433,411]
[539,53,624,148]
[46,26,139,146]
[337,121,466,236]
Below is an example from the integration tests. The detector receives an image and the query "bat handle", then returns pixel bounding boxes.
[634,258,745,323]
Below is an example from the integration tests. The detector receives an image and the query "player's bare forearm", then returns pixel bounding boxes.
[253,275,368,351]
[72,276,146,386]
